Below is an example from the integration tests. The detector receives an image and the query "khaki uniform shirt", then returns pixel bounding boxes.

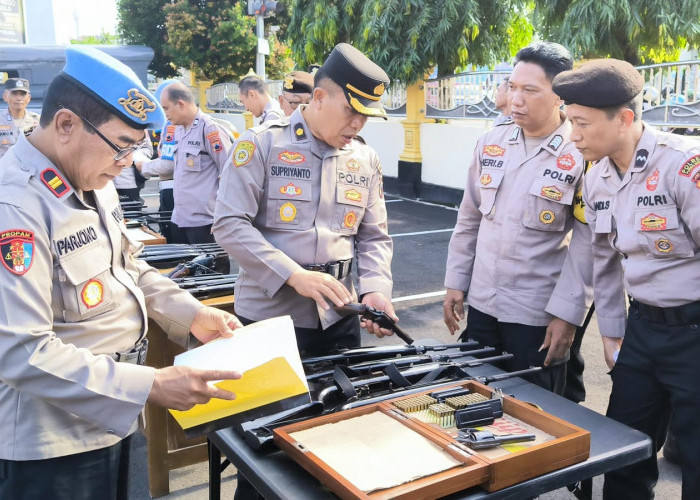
[445,117,590,327]
[584,125,700,337]
[260,100,284,124]
[0,108,40,158]
[143,110,232,227]
[213,107,393,329]
[0,135,203,460]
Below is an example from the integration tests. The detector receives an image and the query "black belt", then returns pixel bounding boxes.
[303,258,353,280]
[111,338,149,365]
[630,298,700,326]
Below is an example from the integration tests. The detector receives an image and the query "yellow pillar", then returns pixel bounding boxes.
[188,72,213,113]
[399,81,428,163]
[243,111,254,130]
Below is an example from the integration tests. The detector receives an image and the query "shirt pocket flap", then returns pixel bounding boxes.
[335,185,369,207]
[59,252,111,285]
[594,212,613,233]
[529,177,575,205]
[268,178,312,202]
[477,168,505,190]
[635,206,680,232]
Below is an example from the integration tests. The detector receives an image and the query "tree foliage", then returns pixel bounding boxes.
[117,0,178,78]
[533,0,700,64]
[287,0,533,83]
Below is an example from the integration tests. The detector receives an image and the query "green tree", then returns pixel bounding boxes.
[533,0,700,64]
[117,0,178,78]
[287,0,532,83]
[71,31,120,45]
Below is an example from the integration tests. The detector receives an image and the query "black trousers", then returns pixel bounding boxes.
[461,306,566,395]
[159,187,174,242]
[563,305,595,403]
[0,435,131,500]
[603,303,700,500]
[170,222,216,244]
[233,313,361,500]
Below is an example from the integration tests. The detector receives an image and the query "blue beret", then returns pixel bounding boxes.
[61,46,165,130]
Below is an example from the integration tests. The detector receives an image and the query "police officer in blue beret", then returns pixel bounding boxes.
[0,46,244,500]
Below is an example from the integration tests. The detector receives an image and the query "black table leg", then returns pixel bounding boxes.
[209,439,221,500]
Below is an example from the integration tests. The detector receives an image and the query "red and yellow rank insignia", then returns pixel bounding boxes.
[40,168,70,198]
[279,202,297,222]
[233,140,255,167]
[646,169,659,191]
[346,159,360,172]
[343,211,358,229]
[641,213,667,231]
[483,144,505,157]
[541,185,563,201]
[678,154,700,177]
[278,151,306,164]
[539,210,555,225]
[207,131,222,152]
[480,173,492,186]
[280,183,302,197]
[344,189,362,202]
[556,153,576,171]
[0,229,34,276]
[655,238,673,253]
[81,279,104,308]
[164,125,176,142]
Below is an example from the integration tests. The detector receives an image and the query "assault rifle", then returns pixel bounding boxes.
[306,348,501,382]
[302,341,480,371]
[171,274,237,300]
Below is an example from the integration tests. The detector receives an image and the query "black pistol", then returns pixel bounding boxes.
[334,303,415,344]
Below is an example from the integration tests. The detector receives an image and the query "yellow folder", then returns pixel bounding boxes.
[169,356,308,430]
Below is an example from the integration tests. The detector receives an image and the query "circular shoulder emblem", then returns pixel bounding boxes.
[343,211,357,229]
[539,209,555,225]
[233,140,256,167]
[655,238,672,253]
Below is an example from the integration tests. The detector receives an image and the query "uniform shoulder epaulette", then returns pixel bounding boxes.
[353,134,367,145]
[494,115,514,127]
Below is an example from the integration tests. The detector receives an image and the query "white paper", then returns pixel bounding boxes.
[174,315,308,391]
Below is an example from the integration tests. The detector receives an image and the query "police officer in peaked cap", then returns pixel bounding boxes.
[0,46,244,499]
[554,59,700,500]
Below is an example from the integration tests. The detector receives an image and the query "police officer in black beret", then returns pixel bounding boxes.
[554,59,700,500]
[278,71,314,116]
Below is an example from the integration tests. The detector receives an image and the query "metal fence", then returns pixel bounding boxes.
[205,61,700,127]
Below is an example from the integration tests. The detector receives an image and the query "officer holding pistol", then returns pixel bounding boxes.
[0,47,242,500]
[214,43,396,356]
[553,59,700,500]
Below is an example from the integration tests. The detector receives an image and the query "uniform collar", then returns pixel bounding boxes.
[599,123,657,179]
[184,109,203,133]
[288,106,330,159]
[537,113,571,157]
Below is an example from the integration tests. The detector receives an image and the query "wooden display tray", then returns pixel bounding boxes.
[274,380,590,498]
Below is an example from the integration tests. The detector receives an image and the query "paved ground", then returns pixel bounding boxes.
[129,183,681,499]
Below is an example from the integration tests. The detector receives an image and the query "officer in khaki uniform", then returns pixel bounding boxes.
[239,74,285,124]
[0,47,242,500]
[444,42,592,395]
[0,78,40,159]
[136,82,233,244]
[554,59,700,500]
[214,43,395,356]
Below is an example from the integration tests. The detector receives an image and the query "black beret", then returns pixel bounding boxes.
[552,59,644,108]
[282,71,314,94]
[320,43,390,119]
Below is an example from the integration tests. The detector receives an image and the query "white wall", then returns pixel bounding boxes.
[24,0,58,44]
[361,117,404,178]
[420,120,489,190]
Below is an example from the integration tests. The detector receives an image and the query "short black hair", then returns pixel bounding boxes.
[514,42,573,82]
[603,94,643,122]
[238,75,268,96]
[39,75,117,129]
[164,83,195,104]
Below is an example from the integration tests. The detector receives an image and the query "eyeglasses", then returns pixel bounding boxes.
[58,104,140,161]
[282,95,305,109]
